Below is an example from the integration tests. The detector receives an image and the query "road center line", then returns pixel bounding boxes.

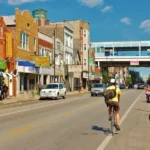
[96,91,144,150]
[11,126,33,135]
[0,96,90,117]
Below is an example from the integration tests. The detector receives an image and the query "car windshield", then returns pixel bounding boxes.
[44,84,58,89]
[92,84,104,88]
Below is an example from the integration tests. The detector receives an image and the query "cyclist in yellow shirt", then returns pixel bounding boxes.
[104,78,121,130]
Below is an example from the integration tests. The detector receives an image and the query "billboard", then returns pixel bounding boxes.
[6,33,12,57]
[35,57,50,67]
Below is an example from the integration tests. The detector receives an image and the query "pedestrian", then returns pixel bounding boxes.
[145,84,150,102]
[36,82,43,94]
[79,83,82,93]
[0,84,4,100]
[3,84,9,99]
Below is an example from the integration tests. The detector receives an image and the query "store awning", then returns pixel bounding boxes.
[18,60,39,68]
[0,72,6,78]
[0,72,16,78]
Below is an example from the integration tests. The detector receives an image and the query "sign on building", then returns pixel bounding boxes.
[35,57,50,67]
[68,65,82,72]
[130,60,139,66]
[6,33,12,57]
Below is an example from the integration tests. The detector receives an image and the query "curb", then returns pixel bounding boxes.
[0,91,89,106]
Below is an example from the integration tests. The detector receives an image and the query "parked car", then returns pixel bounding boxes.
[128,83,134,89]
[91,83,106,96]
[137,83,145,89]
[119,83,126,89]
[40,83,66,100]
[134,84,138,89]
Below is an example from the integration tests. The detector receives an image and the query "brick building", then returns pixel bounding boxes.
[3,9,39,95]
[0,17,15,96]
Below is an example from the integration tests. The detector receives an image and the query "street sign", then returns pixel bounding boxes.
[35,57,50,67]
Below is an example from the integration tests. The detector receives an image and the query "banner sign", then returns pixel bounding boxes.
[130,61,139,66]
[35,57,50,67]
[6,33,12,57]
[0,60,6,70]
[68,65,82,72]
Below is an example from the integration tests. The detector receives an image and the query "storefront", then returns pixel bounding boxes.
[16,60,40,95]
[39,67,54,85]
[67,65,82,92]
[55,65,64,83]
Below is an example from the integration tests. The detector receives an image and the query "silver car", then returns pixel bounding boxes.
[90,83,106,96]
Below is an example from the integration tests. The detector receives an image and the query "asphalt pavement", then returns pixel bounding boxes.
[0,89,148,150]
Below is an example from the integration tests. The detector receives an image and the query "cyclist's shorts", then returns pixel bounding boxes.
[107,101,120,112]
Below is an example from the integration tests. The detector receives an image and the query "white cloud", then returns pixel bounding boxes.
[140,20,150,32]
[101,6,112,13]
[8,0,47,5]
[120,17,131,25]
[78,0,104,8]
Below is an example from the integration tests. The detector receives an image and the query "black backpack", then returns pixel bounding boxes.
[104,86,117,102]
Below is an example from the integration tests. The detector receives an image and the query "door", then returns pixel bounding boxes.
[59,84,63,96]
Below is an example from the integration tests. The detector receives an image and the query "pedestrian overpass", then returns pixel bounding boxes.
[91,41,150,68]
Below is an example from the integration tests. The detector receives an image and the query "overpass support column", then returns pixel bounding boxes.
[98,61,100,68]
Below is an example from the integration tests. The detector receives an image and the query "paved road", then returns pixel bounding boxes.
[0,89,145,150]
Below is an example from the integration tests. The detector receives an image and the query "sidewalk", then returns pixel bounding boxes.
[0,90,89,105]
[105,93,150,150]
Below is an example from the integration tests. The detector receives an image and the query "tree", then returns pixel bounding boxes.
[126,76,132,85]
[101,70,110,84]
[128,70,140,84]
[147,76,150,84]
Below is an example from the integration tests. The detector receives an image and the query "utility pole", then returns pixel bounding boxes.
[53,25,57,83]
[88,43,91,91]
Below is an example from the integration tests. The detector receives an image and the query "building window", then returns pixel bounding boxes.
[84,59,86,66]
[84,44,87,50]
[34,38,36,51]
[0,26,3,37]
[84,30,86,37]
[20,32,29,50]
[40,47,45,56]
[57,42,60,51]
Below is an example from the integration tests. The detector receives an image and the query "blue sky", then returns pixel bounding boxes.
[0,0,150,78]
[0,0,150,42]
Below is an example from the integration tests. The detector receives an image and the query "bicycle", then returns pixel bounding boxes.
[29,89,35,100]
[110,105,117,136]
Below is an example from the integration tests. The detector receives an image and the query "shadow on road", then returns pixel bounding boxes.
[92,125,111,135]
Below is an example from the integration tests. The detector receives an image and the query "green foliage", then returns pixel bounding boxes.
[101,71,110,84]
[128,70,140,84]
[147,76,150,84]
[126,76,132,84]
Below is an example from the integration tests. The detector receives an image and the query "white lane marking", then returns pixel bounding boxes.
[96,91,144,150]
[0,95,90,117]
[0,90,134,118]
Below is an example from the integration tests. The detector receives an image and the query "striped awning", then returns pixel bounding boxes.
[0,72,16,78]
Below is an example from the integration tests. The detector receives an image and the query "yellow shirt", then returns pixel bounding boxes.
[105,85,121,102]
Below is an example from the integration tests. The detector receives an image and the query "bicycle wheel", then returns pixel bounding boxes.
[111,114,115,136]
